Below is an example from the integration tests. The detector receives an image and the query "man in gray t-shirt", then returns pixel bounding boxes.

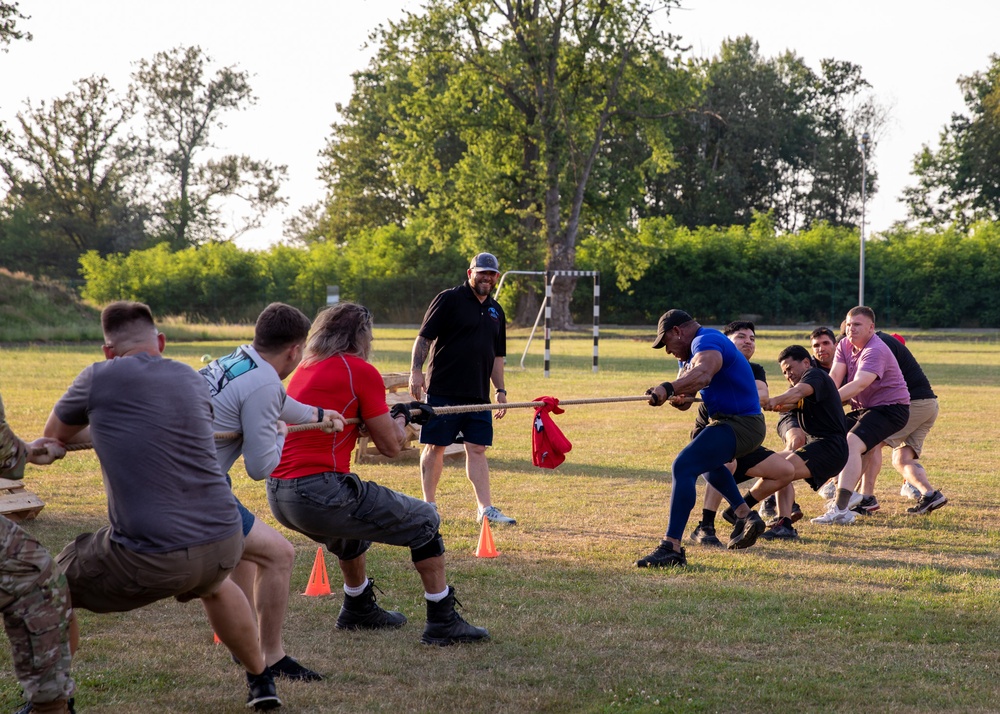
[44,301,282,710]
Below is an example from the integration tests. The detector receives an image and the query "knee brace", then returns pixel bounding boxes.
[410,532,445,563]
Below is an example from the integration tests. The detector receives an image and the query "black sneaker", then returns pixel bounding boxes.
[790,502,803,523]
[269,655,322,682]
[336,579,408,630]
[246,667,282,710]
[907,490,948,515]
[636,540,686,567]
[761,519,800,540]
[689,524,723,547]
[721,507,737,525]
[727,511,766,550]
[851,494,881,515]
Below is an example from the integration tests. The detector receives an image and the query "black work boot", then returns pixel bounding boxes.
[335,579,408,630]
[420,586,490,646]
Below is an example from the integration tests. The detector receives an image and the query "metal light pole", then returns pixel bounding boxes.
[857,132,870,306]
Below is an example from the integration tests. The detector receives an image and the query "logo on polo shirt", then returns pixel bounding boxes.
[488,306,500,322]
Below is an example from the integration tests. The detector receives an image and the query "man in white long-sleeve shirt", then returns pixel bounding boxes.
[201,302,341,682]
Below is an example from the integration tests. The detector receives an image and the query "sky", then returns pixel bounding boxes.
[1,0,997,250]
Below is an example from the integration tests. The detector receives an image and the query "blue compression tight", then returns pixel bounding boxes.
[665,424,747,541]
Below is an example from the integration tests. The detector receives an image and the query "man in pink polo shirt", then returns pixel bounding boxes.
[812,306,910,525]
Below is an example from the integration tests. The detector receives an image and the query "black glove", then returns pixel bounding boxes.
[407,401,436,426]
[645,381,675,406]
[389,403,411,425]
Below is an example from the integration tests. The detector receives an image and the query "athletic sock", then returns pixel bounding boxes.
[425,587,450,602]
[344,579,370,598]
[701,509,716,528]
[835,488,853,511]
[743,492,759,510]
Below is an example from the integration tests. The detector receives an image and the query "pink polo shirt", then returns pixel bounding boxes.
[832,333,910,409]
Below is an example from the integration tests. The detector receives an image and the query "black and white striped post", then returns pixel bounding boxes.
[542,270,600,378]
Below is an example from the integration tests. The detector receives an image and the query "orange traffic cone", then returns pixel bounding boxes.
[213,631,221,644]
[303,547,332,596]
[476,516,500,558]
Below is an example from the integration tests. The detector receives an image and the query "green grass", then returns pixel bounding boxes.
[1,328,999,712]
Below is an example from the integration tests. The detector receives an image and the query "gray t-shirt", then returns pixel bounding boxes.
[199,344,315,480]
[54,353,240,553]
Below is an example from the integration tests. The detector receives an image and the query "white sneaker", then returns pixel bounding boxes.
[818,479,837,500]
[811,505,856,525]
[847,491,863,510]
[478,505,517,526]
[900,482,921,500]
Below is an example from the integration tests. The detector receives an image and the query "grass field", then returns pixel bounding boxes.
[1,326,999,713]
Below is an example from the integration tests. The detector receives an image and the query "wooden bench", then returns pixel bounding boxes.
[0,477,45,522]
[354,372,465,464]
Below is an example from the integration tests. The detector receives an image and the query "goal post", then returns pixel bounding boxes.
[495,270,600,377]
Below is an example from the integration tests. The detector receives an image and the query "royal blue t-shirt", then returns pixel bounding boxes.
[679,328,761,418]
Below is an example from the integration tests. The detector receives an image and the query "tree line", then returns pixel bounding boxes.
[78,217,1000,328]
[2,1,999,327]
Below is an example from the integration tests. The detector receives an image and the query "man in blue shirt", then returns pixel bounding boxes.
[637,310,767,567]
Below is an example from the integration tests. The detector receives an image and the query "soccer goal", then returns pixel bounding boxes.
[495,270,600,377]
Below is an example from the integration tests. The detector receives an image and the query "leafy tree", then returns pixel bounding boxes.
[0,76,150,278]
[0,1,29,49]
[803,59,884,228]
[641,38,883,233]
[131,45,287,248]
[318,0,694,327]
[903,54,1000,230]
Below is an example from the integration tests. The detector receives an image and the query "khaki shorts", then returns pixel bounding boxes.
[56,526,243,613]
[883,398,938,457]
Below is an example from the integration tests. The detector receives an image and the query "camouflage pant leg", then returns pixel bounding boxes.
[0,517,74,704]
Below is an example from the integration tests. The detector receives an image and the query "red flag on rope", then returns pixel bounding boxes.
[531,396,573,469]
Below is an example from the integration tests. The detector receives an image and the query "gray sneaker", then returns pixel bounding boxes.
[478,505,516,526]
[759,496,777,521]
[907,490,948,515]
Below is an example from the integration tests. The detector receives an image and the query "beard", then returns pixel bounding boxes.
[471,278,493,297]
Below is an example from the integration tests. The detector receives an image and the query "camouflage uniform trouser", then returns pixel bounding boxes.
[0,516,74,704]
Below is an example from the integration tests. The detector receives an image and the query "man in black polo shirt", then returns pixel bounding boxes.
[409,253,515,526]
[856,332,947,514]
[732,345,850,539]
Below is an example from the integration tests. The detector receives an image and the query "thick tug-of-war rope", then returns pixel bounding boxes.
[29,394,701,453]
[28,419,346,456]
[345,394,702,425]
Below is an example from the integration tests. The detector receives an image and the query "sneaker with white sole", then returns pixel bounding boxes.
[907,490,948,515]
[759,496,777,521]
[811,505,856,525]
[477,505,516,525]
[900,482,921,500]
[851,494,880,515]
[818,479,837,500]
[246,667,282,711]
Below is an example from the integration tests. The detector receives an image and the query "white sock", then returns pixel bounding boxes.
[344,578,369,598]
[425,586,449,602]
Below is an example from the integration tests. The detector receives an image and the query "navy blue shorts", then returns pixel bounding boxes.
[418,394,494,447]
[235,497,255,537]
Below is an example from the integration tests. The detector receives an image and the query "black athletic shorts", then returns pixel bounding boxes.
[797,436,850,490]
[846,404,909,452]
[731,446,774,484]
[776,411,801,442]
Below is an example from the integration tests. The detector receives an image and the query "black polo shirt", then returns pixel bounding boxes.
[877,331,936,400]
[419,282,506,403]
